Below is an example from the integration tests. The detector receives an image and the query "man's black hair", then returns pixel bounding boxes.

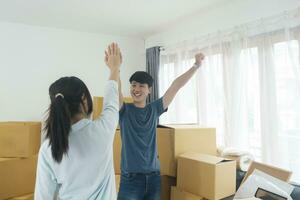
[129,71,153,87]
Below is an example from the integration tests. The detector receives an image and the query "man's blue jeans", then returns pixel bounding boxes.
[117,172,161,200]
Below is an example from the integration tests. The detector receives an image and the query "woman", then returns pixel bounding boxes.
[35,43,121,200]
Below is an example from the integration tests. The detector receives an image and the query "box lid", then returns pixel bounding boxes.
[179,152,232,164]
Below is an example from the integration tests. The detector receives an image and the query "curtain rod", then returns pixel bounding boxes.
[160,6,300,52]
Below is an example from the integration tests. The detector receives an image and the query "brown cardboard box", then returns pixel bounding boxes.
[177,152,236,200]
[92,96,103,119]
[115,174,121,193]
[171,186,204,200]
[161,175,176,200]
[157,125,216,177]
[0,156,37,199]
[93,96,133,119]
[0,122,41,157]
[242,161,292,183]
[114,130,121,174]
[8,193,34,200]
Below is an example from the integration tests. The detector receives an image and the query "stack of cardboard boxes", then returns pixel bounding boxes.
[0,122,41,200]
[93,96,237,200]
[157,126,236,200]
[157,125,217,200]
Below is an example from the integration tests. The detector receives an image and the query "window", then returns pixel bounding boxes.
[158,38,300,182]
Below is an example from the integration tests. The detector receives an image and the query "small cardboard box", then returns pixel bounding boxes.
[177,152,236,200]
[242,161,292,183]
[93,96,133,120]
[161,175,176,200]
[8,193,34,200]
[171,186,204,200]
[0,156,37,199]
[0,122,41,157]
[157,125,216,177]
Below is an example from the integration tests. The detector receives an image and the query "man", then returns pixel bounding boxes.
[112,52,205,200]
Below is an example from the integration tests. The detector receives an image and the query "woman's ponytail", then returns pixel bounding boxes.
[45,94,71,163]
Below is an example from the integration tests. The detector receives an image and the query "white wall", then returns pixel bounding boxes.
[0,22,145,121]
[145,0,300,48]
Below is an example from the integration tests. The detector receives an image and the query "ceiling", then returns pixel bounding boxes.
[0,0,228,38]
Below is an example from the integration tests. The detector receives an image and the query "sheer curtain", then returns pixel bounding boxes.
[159,8,300,182]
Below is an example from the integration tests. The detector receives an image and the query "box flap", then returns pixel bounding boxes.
[157,124,173,129]
[157,124,215,130]
[158,124,213,129]
[242,161,292,183]
[164,124,200,129]
[179,152,231,164]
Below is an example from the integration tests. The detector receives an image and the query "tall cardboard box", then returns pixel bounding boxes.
[161,176,176,200]
[0,122,41,157]
[93,96,133,119]
[171,187,204,200]
[0,156,37,199]
[177,152,236,200]
[157,125,216,177]
[8,193,34,200]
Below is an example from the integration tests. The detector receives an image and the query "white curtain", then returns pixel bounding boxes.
[159,8,300,182]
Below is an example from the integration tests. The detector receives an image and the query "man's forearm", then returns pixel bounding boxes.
[172,65,198,90]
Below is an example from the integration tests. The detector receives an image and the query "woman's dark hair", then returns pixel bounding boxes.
[129,71,153,87]
[45,76,93,163]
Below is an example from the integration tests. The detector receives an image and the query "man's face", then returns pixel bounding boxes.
[130,81,151,103]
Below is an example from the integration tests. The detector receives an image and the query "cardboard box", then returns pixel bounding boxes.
[177,152,236,200]
[93,96,133,119]
[0,156,37,199]
[8,193,34,200]
[171,186,204,200]
[115,174,121,193]
[161,175,176,200]
[114,130,121,174]
[242,161,292,183]
[0,122,41,157]
[157,125,216,176]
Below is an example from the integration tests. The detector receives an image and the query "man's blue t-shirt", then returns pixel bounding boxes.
[119,97,167,173]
